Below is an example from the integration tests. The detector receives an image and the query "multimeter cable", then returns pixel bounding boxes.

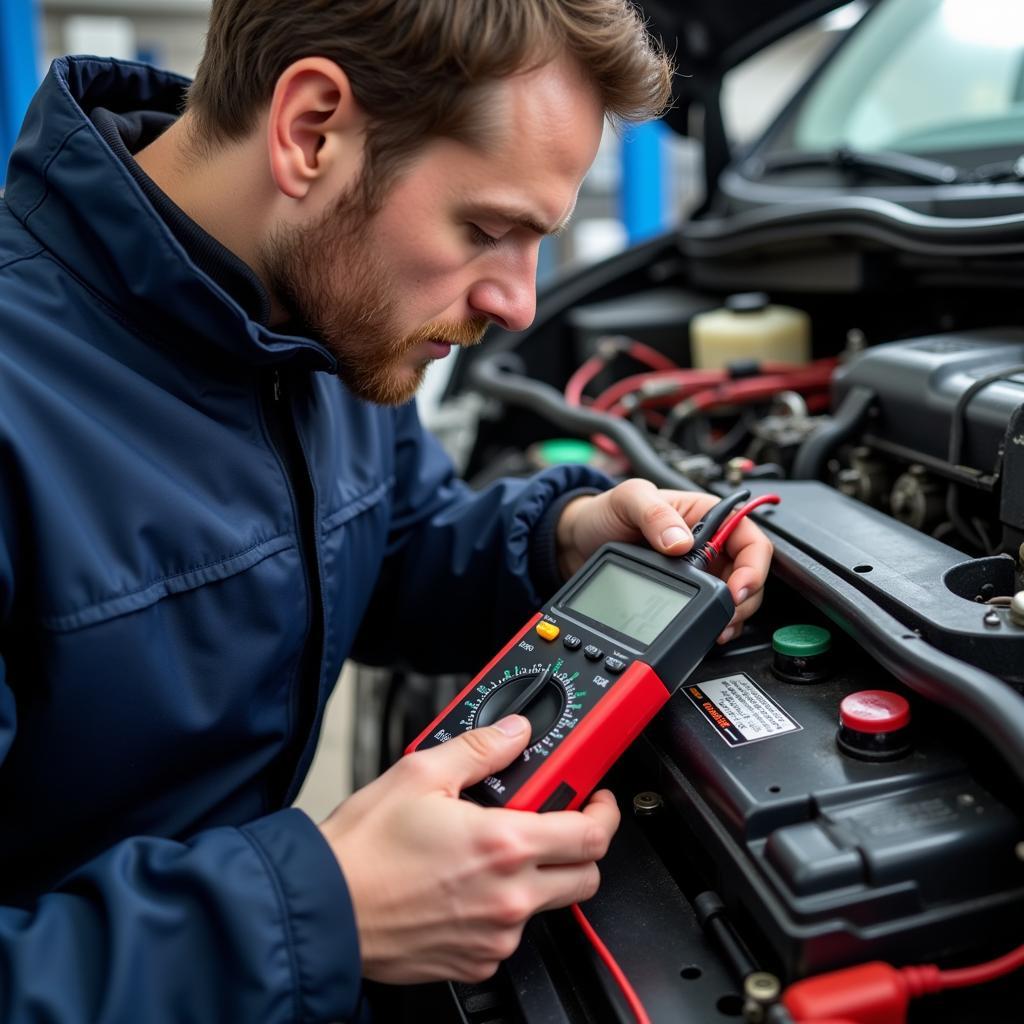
[709,494,782,552]
[687,489,750,548]
[570,903,652,1024]
[685,493,780,572]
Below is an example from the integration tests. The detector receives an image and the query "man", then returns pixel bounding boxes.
[0,1,771,1020]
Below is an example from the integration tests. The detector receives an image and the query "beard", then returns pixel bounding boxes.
[257,188,488,405]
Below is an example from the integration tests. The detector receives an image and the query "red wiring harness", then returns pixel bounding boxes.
[564,337,679,408]
[588,361,835,418]
[782,943,1024,1023]
[563,343,838,460]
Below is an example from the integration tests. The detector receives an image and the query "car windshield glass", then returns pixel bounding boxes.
[781,0,1024,160]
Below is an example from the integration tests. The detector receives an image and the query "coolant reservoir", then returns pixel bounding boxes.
[690,292,811,368]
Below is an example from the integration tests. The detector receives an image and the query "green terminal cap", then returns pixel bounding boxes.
[535,438,598,466]
[773,624,831,658]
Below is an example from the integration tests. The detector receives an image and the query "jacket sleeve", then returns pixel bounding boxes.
[0,649,362,1023]
[352,402,612,673]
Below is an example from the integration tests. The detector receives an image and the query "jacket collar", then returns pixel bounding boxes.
[4,55,336,372]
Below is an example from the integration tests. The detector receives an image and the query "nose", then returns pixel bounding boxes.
[467,253,538,333]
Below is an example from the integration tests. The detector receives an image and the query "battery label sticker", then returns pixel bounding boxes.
[685,673,802,747]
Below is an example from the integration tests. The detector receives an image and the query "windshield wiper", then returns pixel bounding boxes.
[968,155,1024,184]
[753,147,964,185]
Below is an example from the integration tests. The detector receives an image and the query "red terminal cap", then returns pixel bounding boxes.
[783,961,914,1024]
[840,690,911,735]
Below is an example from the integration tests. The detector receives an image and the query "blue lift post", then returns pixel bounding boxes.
[1,0,41,184]
[620,120,668,245]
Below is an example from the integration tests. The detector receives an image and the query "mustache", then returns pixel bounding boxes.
[410,317,490,347]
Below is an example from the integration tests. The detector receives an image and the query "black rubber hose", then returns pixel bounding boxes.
[694,891,759,981]
[791,384,876,480]
[945,363,1024,551]
[467,351,702,491]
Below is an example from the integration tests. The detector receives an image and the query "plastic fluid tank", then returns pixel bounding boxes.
[691,292,811,369]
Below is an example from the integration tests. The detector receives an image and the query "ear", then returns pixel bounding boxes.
[266,57,364,200]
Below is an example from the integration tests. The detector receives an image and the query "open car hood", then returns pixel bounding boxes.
[639,0,865,191]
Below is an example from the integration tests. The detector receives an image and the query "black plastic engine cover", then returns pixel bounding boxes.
[832,328,1024,477]
[735,480,1024,683]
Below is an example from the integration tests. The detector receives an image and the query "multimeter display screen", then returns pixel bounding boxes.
[565,561,695,645]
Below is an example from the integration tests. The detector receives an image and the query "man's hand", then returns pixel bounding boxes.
[319,715,620,984]
[556,479,773,643]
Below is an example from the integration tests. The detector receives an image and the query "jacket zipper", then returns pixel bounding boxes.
[262,367,326,806]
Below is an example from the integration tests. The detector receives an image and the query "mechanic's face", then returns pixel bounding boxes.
[261,57,604,405]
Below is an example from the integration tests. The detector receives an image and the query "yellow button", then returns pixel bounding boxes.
[536,621,560,642]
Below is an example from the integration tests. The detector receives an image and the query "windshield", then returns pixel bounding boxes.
[779,0,1024,160]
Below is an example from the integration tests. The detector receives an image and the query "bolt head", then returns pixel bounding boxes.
[744,971,781,1002]
[632,791,664,816]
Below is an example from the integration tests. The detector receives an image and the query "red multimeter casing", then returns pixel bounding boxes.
[406,542,734,812]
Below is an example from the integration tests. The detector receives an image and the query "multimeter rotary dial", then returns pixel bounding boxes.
[473,664,566,744]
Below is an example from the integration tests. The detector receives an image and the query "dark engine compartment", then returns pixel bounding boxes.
[358,227,1024,1022]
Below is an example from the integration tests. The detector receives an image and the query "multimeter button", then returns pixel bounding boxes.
[604,656,627,674]
[536,622,560,642]
[583,644,604,661]
[562,634,582,651]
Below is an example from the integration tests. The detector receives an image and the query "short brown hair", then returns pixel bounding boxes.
[188,0,672,203]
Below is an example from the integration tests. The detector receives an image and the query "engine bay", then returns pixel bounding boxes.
[357,226,1024,1021]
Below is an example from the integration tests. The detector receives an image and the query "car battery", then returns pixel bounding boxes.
[643,613,1024,979]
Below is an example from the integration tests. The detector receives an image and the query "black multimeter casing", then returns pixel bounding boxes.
[407,542,734,812]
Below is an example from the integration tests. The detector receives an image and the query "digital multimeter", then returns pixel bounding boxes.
[407,542,734,812]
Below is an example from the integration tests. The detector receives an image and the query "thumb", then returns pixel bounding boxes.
[421,715,532,793]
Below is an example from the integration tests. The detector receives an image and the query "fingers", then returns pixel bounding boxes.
[723,520,772,611]
[721,518,773,599]
[608,479,693,554]
[408,715,532,794]
[493,788,620,866]
[563,481,774,644]
[481,792,618,916]
[534,861,602,911]
[452,860,602,984]
[717,583,765,643]
[711,521,771,642]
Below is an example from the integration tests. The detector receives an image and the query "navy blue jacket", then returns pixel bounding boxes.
[0,56,608,1022]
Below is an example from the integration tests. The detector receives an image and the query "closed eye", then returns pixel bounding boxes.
[469,224,500,249]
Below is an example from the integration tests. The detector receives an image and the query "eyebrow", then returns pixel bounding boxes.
[468,203,574,238]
